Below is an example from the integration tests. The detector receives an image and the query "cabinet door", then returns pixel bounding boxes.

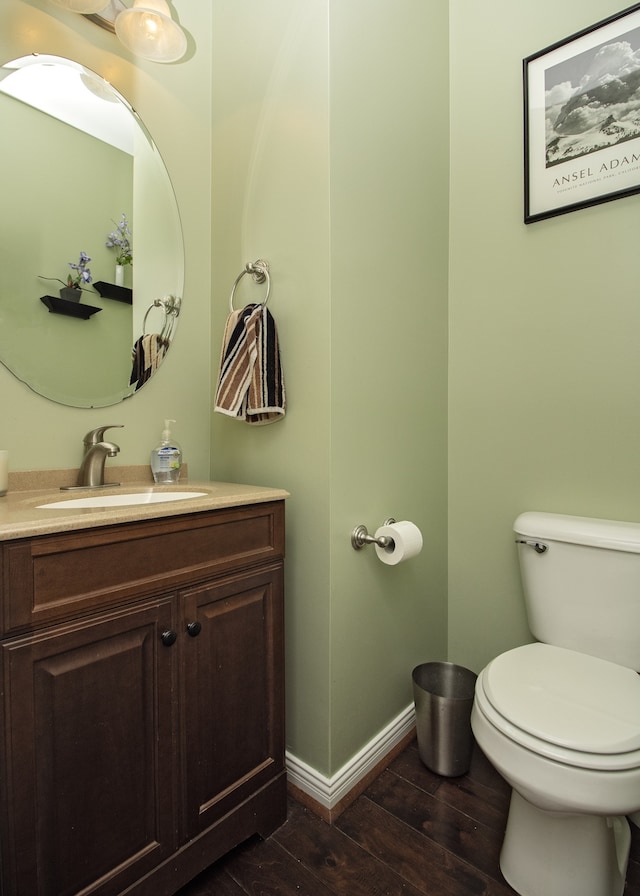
[0,597,178,896]
[180,565,285,839]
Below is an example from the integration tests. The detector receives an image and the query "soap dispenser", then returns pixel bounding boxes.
[150,419,182,483]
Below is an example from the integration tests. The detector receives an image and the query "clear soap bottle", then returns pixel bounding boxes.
[150,419,182,483]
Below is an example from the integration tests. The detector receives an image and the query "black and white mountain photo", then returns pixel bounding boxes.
[545,27,640,167]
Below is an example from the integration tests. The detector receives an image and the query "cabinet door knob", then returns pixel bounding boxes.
[161,630,178,647]
[186,621,202,638]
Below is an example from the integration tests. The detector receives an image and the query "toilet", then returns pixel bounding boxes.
[471,511,640,896]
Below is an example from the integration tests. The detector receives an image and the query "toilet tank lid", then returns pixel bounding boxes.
[514,511,640,553]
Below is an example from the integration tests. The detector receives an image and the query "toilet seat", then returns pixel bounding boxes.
[477,643,640,771]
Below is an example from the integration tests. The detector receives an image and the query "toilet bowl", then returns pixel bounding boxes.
[472,642,640,896]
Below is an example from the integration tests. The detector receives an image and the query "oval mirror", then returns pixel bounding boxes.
[0,54,184,408]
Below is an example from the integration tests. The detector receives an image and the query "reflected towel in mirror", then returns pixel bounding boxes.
[130,333,166,391]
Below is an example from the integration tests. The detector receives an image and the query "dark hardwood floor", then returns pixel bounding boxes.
[178,737,640,896]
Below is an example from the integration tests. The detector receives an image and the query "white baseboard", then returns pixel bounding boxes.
[285,702,415,810]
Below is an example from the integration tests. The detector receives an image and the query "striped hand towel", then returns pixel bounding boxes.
[130,333,166,390]
[214,304,286,424]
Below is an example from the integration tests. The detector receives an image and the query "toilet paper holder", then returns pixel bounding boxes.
[351,519,396,550]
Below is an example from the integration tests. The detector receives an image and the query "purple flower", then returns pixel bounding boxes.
[105,213,133,266]
[67,251,92,288]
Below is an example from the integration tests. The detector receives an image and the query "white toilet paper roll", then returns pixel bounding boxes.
[374,520,423,566]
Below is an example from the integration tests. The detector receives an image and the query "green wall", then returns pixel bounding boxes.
[211,1,334,772]
[448,0,640,672]
[210,0,449,775]
[328,1,449,771]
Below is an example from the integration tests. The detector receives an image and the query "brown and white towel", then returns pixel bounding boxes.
[130,333,166,390]
[214,304,285,424]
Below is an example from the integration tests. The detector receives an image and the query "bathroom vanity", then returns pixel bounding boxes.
[0,480,287,896]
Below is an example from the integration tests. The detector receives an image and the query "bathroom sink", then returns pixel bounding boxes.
[37,491,208,510]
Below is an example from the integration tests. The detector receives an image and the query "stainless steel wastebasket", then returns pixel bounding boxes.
[412,661,477,777]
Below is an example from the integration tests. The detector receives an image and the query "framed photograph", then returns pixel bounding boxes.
[524,3,640,223]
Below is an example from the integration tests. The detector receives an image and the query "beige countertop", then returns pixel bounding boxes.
[0,468,289,541]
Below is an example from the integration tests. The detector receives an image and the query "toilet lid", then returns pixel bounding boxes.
[483,643,640,754]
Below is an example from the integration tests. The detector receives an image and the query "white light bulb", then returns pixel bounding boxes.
[115,0,187,63]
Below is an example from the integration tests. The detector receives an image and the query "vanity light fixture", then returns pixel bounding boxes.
[47,0,187,64]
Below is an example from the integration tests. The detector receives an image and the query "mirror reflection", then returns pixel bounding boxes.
[0,54,184,408]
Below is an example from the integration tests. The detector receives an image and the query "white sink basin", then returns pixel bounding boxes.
[37,491,208,510]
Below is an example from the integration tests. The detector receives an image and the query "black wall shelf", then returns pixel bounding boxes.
[40,295,102,319]
[93,281,133,304]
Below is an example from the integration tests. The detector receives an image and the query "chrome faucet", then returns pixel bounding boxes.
[76,425,123,488]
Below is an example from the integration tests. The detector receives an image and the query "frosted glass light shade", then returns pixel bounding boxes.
[115,0,187,63]
[48,0,109,12]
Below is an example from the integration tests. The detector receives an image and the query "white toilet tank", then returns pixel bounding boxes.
[514,511,640,672]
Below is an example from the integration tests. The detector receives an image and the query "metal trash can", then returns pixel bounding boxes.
[412,661,477,777]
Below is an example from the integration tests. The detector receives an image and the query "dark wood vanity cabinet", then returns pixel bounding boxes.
[0,500,286,896]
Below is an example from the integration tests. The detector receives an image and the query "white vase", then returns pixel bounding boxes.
[115,264,124,287]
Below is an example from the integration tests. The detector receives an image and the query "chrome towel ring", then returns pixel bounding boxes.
[229,260,270,311]
[142,295,181,343]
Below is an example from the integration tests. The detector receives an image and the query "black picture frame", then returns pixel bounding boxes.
[524,3,640,223]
